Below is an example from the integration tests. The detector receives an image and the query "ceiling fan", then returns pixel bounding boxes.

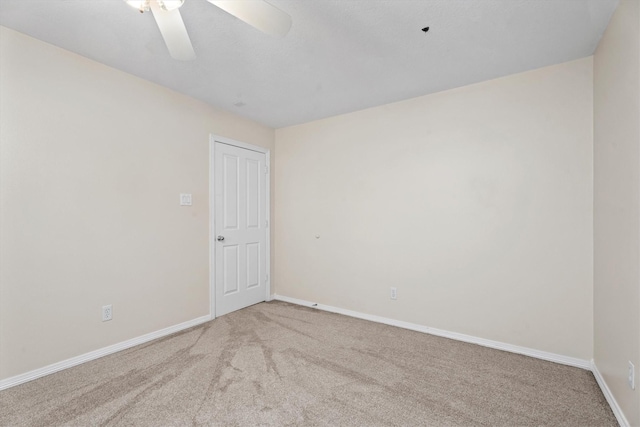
[123,0,292,61]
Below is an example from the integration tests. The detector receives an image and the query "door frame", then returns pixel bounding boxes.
[209,134,271,319]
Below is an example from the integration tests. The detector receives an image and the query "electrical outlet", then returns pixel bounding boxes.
[102,305,112,322]
[629,361,635,390]
[390,287,397,300]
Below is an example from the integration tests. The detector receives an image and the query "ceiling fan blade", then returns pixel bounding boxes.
[149,0,196,60]
[208,0,292,37]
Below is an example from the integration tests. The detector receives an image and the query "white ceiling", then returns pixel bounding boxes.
[0,0,618,128]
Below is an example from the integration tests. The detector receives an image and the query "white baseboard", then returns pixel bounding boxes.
[592,360,629,427]
[0,314,212,391]
[2,298,625,426]
[272,294,591,370]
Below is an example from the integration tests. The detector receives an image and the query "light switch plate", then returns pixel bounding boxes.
[180,193,192,206]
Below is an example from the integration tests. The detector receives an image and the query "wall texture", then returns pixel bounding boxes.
[593,0,640,425]
[275,58,594,360]
[0,27,275,380]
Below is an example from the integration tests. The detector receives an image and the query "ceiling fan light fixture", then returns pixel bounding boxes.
[158,0,185,11]
[124,0,291,61]
[124,0,150,12]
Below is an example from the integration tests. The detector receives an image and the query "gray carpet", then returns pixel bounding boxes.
[0,301,617,426]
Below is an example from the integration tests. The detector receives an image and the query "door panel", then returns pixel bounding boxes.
[215,142,267,316]
[246,159,260,229]
[223,154,239,230]
[223,245,239,295]
[246,242,260,289]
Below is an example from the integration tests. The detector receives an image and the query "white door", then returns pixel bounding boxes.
[214,141,268,316]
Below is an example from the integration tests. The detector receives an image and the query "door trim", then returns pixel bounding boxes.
[209,134,271,319]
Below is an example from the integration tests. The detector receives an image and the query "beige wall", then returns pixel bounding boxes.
[593,0,640,425]
[0,27,275,380]
[275,58,594,360]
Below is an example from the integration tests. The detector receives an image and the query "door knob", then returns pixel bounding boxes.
[217,235,225,241]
